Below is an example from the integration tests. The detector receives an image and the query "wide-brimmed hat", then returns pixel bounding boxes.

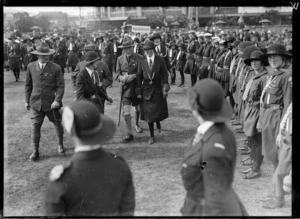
[227,36,236,44]
[149,33,161,41]
[188,30,197,39]
[133,37,140,43]
[244,50,269,66]
[238,41,253,52]
[84,51,100,65]
[188,79,233,122]
[31,42,55,55]
[169,42,178,49]
[143,40,155,50]
[241,45,260,59]
[219,40,227,46]
[62,100,116,145]
[118,39,134,49]
[262,43,292,59]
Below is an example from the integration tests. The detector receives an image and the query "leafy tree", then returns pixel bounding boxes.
[14,15,35,32]
[259,9,281,24]
[33,15,51,32]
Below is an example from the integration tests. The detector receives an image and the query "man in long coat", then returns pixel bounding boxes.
[136,40,170,144]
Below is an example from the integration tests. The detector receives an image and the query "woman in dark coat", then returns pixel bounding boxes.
[52,36,67,74]
[175,42,187,87]
[136,40,170,145]
[8,34,22,82]
[181,79,248,216]
[67,36,80,71]
[241,50,269,179]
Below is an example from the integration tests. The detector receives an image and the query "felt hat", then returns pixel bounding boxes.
[262,43,292,59]
[31,42,55,55]
[188,79,233,122]
[8,33,16,40]
[133,37,140,43]
[179,42,186,50]
[227,36,236,44]
[188,30,197,39]
[244,50,269,66]
[118,39,135,49]
[241,45,260,59]
[62,100,116,145]
[84,51,100,65]
[143,40,155,50]
[149,33,161,41]
[31,34,42,43]
[84,43,98,51]
[238,41,253,52]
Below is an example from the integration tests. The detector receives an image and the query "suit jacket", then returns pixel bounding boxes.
[155,44,171,69]
[76,68,107,113]
[44,149,135,216]
[116,53,143,98]
[181,123,247,216]
[25,61,65,111]
[72,60,112,90]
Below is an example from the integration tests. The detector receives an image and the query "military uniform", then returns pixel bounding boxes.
[25,60,65,156]
[175,47,187,86]
[67,41,80,71]
[181,123,247,216]
[198,42,214,79]
[183,39,200,86]
[8,41,22,81]
[44,149,135,216]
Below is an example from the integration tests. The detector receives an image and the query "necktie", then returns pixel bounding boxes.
[242,76,254,101]
[149,58,153,70]
[41,64,44,70]
[156,46,160,54]
[260,75,276,105]
[91,71,96,84]
[192,131,203,146]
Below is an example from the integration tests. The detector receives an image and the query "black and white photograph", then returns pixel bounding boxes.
[3,6,294,217]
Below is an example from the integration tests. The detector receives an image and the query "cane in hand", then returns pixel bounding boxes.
[52,108,66,157]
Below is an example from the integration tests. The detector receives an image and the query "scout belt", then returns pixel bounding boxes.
[261,104,282,110]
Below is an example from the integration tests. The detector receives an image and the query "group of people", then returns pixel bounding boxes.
[5,23,292,216]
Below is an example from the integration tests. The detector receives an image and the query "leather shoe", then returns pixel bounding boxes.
[260,194,274,202]
[58,145,65,155]
[238,146,249,151]
[29,151,39,161]
[148,137,155,145]
[178,84,183,87]
[241,167,252,174]
[231,121,241,126]
[235,128,244,133]
[135,124,143,133]
[262,197,284,209]
[122,134,134,143]
[158,128,162,134]
[241,148,251,155]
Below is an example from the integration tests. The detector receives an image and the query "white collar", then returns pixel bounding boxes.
[147,55,154,62]
[75,144,102,153]
[197,121,214,135]
[85,67,93,77]
[38,61,47,69]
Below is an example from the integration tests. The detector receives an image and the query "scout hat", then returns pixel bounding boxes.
[31,42,55,56]
[84,51,100,65]
[188,79,233,122]
[31,34,41,43]
[241,45,260,59]
[118,39,135,49]
[62,100,116,145]
[84,43,98,51]
[244,50,269,66]
[149,32,161,41]
[143,40,155,50]
[262,43,292,59]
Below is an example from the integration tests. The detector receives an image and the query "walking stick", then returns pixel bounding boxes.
[52,108,66,157]
[118,84,124,126]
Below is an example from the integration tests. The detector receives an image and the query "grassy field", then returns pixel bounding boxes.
[3,68,291,216]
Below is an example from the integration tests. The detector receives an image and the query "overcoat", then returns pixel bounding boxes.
[243,69,269,136]
[67,42,80,68]
[44,149,135,216]
[136,54,169,122]
[52,42,67,70]
[180,123,248,216]
[8,42,22,70]
[25,61,65,112]
[155,44,171,69]
[175,50,187,72]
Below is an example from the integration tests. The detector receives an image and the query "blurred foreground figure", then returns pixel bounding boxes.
[44,100,135,216]
[180,79,247,216]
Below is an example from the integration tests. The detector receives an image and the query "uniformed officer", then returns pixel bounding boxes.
[198,32,213,80]
[25,42,65,161]
[181,79,247,216]
[116,39,144,142]
[44,100,135,216]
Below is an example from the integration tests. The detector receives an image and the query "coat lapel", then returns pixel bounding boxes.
[83,69,95,90]
[34,61,43,74]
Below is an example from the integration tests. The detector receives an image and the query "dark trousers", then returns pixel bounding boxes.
[30,108,64,150]
[191,74,197,86]
[171,68,176,84]
[249,133,264,172]
[12,68,20,81]
[179,70,185,85]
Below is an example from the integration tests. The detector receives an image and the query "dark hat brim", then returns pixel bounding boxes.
[76,113,116,145]
[118,44,134,49]
[261,53,292,59]
[201,98,233,122]
[85,57,101,65]
[31,49,56,55]
[244,58,269,66]
[149,35,161,41]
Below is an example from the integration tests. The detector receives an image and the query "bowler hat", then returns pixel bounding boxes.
[227,36,236,44]
[133,37,140,43]
[244,50,269,66]
[149,33,161,41]
[31,42,55,56]
[118,39,134,49]
[262,43,292,59]
[143,40,155,50]
[188,79,233,122]
[62,100,116,145]
[241,45,260,59]
[85,51,100,65]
